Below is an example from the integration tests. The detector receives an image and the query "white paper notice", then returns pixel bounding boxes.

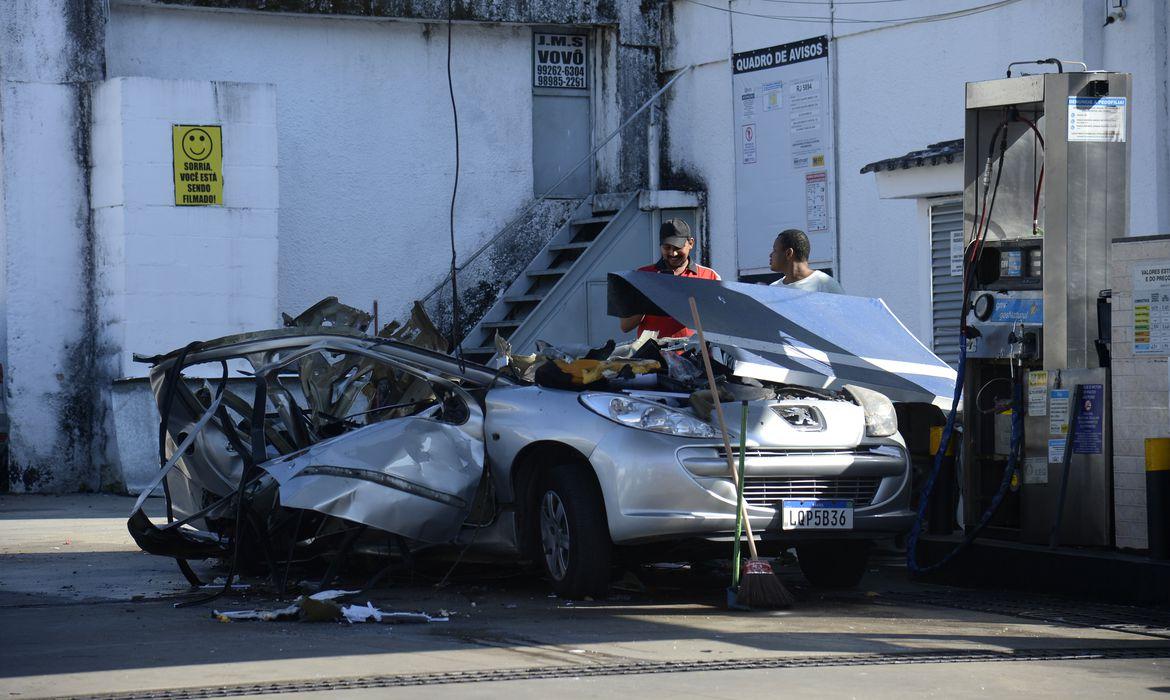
[1133,259,1170,356]
[1067,96,1126,142]
[1048,438,1066,464]
[805,171,828,232]
[740,88,756,122]
[788,77,823,158]
[1023,457,1048,485]
[1049,389,1070,435]
[949,230,965,277]
[742,124,757,165]
[1027,371,1048,417]
[763,81,783,112]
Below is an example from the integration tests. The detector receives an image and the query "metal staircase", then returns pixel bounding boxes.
[460,193,645,362]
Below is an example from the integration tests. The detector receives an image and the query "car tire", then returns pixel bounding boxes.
[533,466,612,599]
[796,540,871,589]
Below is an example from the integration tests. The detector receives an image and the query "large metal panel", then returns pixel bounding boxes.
[532,94,591,198]
[1021,368,1112,546]
[1040,72,1129,370]
[965,75,1044,109]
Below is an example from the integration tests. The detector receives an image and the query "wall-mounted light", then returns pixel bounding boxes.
[1104,0,1126,26]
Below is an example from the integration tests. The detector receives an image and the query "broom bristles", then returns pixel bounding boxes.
[736,558,795,609]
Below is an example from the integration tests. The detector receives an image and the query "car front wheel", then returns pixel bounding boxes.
[534,467,612,599]
[796,540,871,588]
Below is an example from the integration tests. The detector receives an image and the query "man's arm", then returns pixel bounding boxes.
[620,314,645,333]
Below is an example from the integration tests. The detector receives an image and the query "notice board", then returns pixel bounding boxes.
[732,36,836,276]
[1133,259,1170,356]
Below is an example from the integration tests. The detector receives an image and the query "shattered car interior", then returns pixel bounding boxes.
[129,274,956,600]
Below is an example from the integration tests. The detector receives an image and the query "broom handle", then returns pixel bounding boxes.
[688,297,761,560]
[732,400,749,586]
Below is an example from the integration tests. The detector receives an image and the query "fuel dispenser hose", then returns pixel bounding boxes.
[905,338,1024,574]
[906,110,1031,574]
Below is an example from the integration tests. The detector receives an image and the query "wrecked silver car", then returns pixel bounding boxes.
[129,275,955,599]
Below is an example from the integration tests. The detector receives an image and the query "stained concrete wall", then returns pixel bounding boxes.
[0,0,109,491]
[662,0,1170,348]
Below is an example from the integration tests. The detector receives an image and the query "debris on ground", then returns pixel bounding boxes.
[213,589,447,625]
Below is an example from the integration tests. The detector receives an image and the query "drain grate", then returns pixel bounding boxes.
[57,646,1170,700]
[877,591,1170,640]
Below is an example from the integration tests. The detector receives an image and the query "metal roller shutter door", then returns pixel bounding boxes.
[930,200,964,368]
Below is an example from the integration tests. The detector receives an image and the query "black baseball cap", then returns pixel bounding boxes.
[660,218,693,248]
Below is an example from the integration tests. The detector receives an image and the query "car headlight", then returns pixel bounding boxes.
[843,384,898,437]
[580,393,721,439]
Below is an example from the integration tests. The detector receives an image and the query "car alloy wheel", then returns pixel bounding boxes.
[540,490,571,581]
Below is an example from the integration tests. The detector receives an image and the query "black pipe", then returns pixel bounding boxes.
[1050,384,1085,548]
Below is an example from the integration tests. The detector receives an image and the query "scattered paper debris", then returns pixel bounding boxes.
[212,591,447,625]
[213,603,300,623]
[309,589,360,601]
[341,603,448,624]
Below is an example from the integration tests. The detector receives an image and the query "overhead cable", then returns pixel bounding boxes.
[681,0,1026,25]
[446,0,464,363]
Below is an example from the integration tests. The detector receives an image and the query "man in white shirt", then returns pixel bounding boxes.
[768,228,845,294]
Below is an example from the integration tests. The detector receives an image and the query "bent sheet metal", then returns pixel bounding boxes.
[261,411,485,545]
[607,271,957,406]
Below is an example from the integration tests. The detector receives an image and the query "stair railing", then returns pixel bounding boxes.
[420,63,696,305]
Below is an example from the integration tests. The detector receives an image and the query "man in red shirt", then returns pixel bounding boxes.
[619,218,720,339]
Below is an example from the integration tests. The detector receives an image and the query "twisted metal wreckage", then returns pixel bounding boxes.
[127,297,498,595]
[128,274,955,599]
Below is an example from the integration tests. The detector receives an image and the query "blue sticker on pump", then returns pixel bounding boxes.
[1072,384,1104,454]
[1002,250,1023,277]
[989,297,1044,324]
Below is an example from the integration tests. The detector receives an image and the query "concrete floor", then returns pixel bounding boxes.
[1,494,1168,699]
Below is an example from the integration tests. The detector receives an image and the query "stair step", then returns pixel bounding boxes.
[572,216,612,226]
[504,293,544,303]
[528,267,571,277]
[481,319,522,330]
[462,346,496,356]
[549,241,591,253]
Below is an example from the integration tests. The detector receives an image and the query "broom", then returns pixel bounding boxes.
[688,297,794,610]
[725,400,751,611]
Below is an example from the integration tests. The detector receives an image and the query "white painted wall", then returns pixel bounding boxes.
[91,77,280,378]
[1102,0,1170,236]
[105,3,537,324]
[663,0,1169,345]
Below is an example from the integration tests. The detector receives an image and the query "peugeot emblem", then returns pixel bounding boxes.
[773,405,825,431]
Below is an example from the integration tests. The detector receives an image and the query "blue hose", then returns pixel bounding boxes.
[906,334,1023,574]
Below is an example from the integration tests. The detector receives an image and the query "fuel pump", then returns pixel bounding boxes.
[960,69,1130,546]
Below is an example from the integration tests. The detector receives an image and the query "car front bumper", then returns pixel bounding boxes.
[589,429,915,545]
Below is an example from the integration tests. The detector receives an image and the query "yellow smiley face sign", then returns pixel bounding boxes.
[172,125,223,206]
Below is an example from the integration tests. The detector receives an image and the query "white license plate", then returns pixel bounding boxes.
[781,499,854,530]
